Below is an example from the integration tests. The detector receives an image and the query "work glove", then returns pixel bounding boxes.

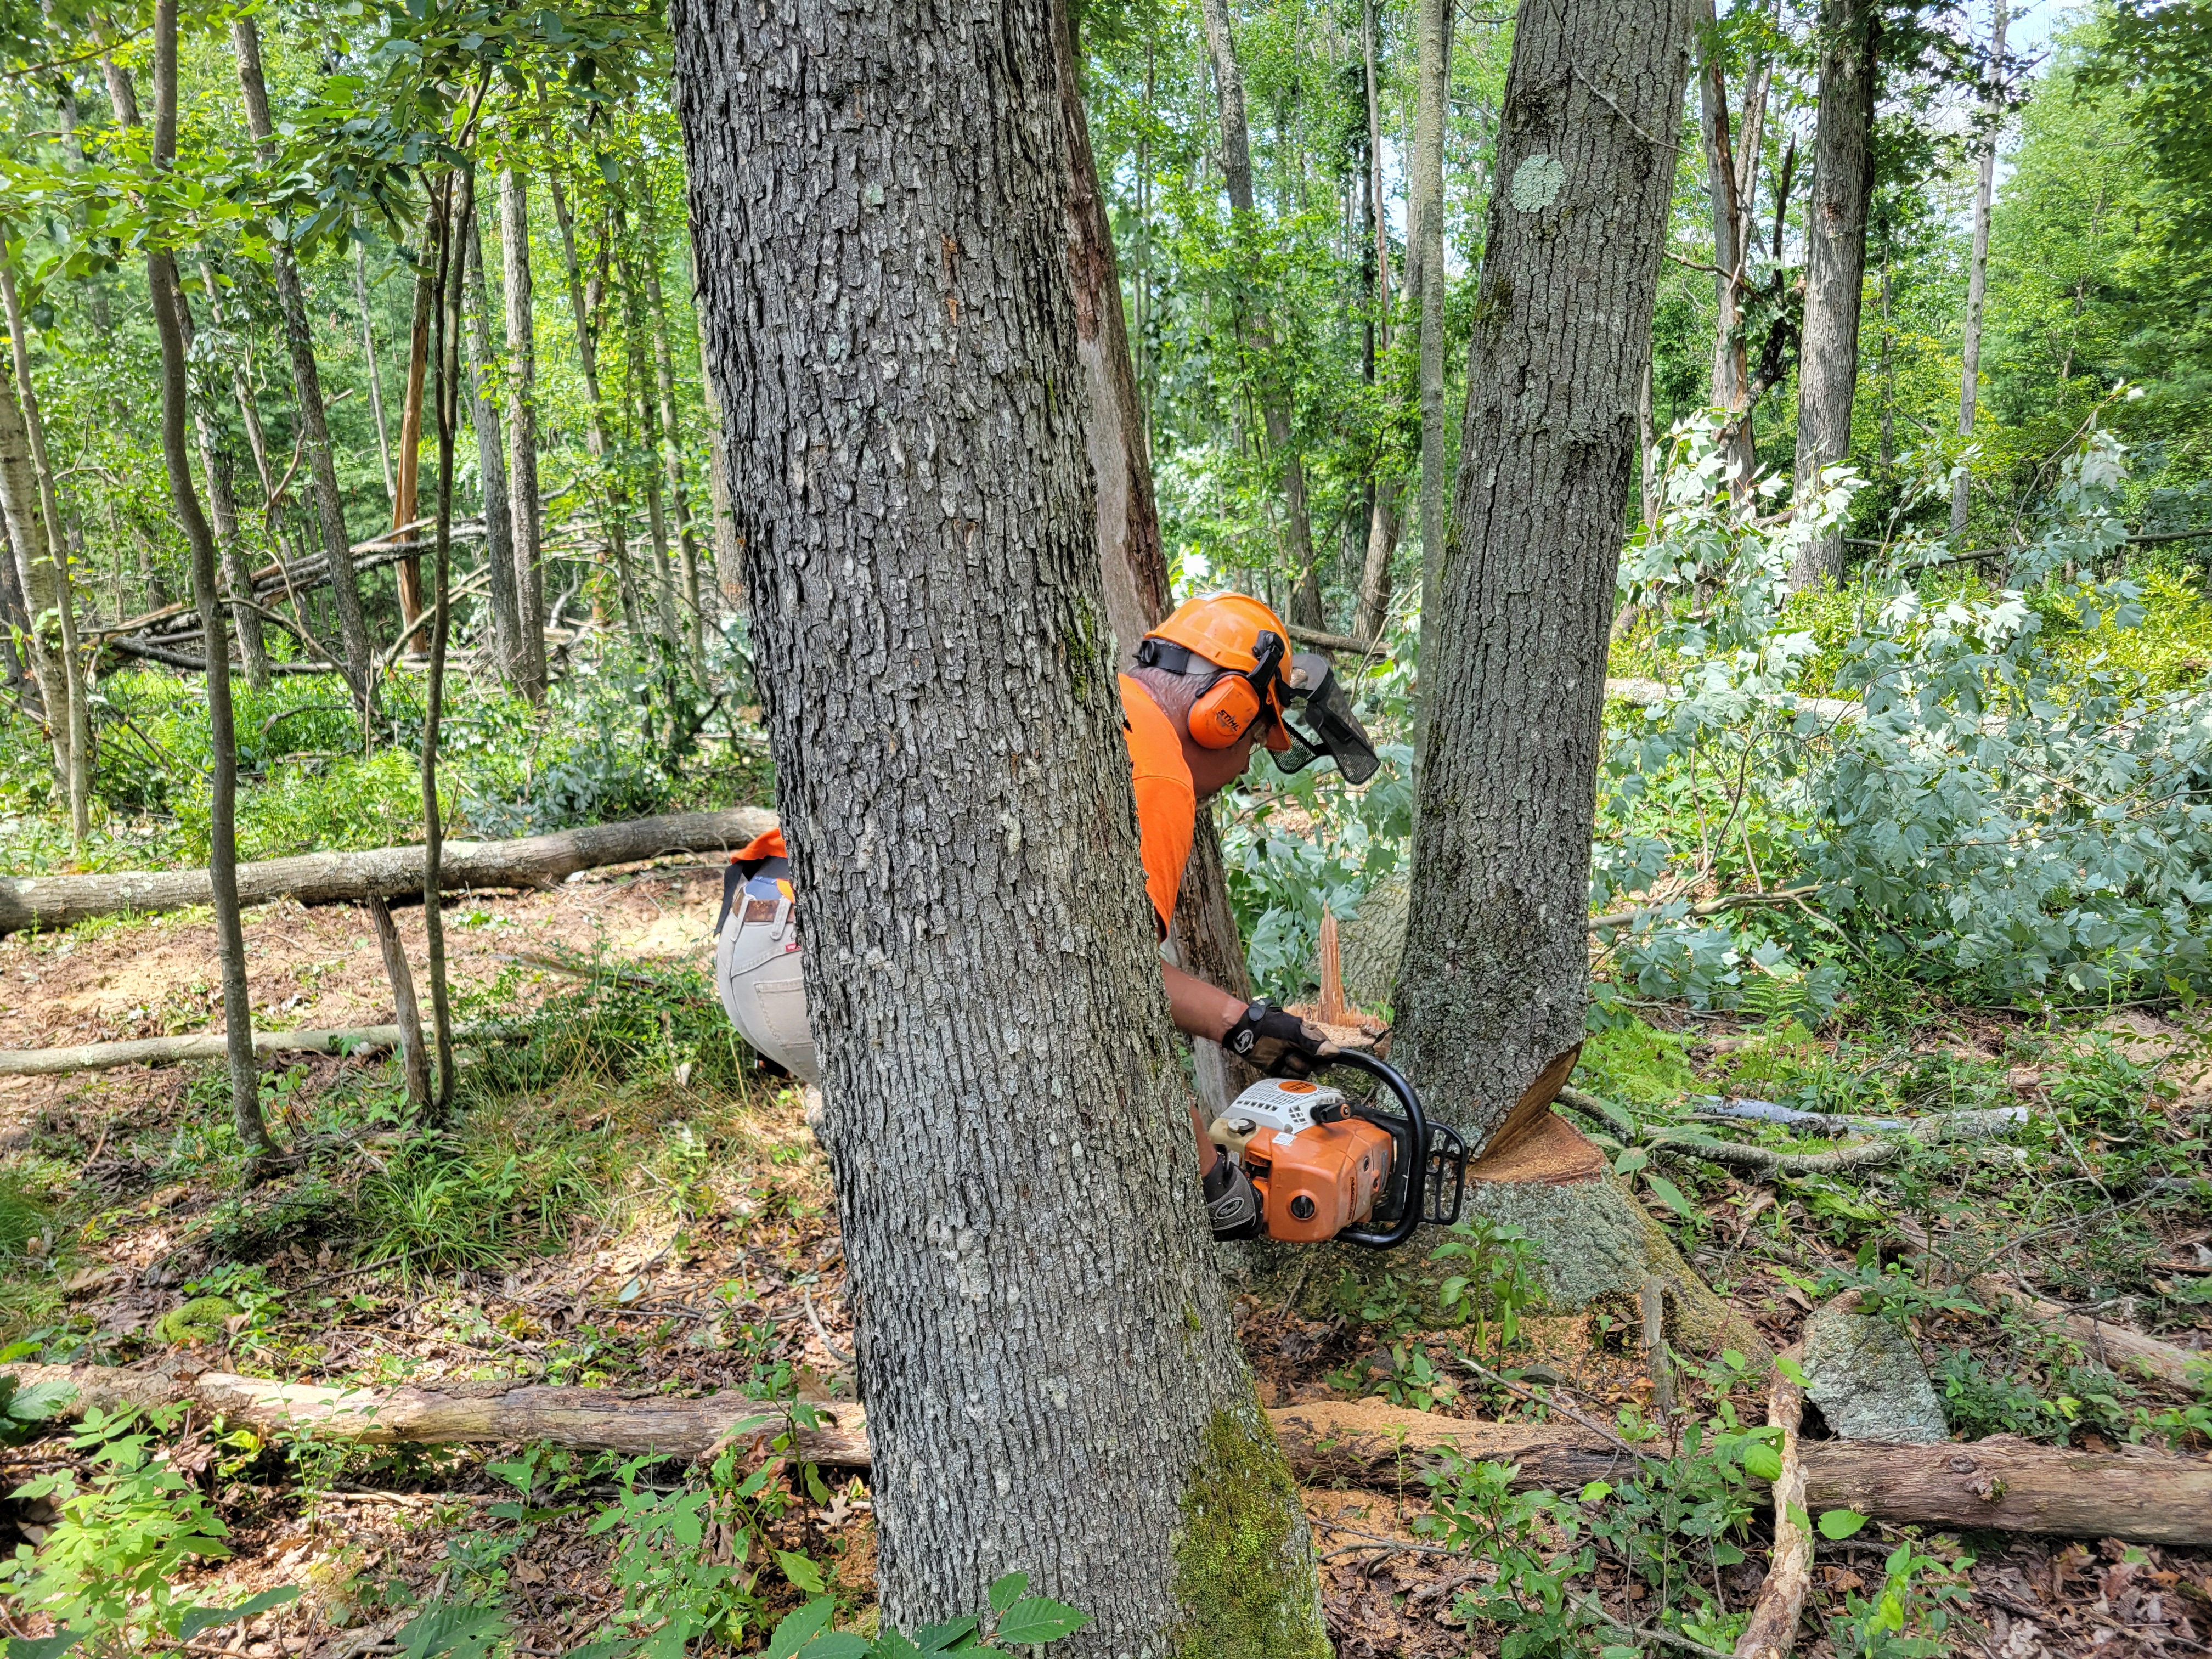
[1223,999,1338,1079]
[1203,1150,1261,1241]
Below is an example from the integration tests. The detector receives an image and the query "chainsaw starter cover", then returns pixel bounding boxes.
[1214,1077,1396,1244]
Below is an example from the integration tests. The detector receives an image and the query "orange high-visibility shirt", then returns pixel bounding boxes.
[1120,673,1196,938]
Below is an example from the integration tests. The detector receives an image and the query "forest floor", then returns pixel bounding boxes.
[1,867,2208,1658]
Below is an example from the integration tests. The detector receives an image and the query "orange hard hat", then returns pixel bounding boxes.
[1143,592,1295,751]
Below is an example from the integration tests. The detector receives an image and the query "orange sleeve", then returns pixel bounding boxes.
[1120,675,1197,937]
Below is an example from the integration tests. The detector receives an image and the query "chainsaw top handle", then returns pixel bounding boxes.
[1309,1048,1427,1249]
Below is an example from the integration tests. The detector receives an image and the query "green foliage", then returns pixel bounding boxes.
[1431,1216,1542,1358]
[1574,1022,1697,1108]
[150,1296,240,1346]
[0,1371,74,1448]
[1824,1538,1975,1659]
[0,1404,303,1659]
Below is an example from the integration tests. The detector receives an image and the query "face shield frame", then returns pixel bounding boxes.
[1269,651,1381,785]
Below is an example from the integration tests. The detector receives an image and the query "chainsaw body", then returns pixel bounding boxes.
[1209,1051,1466,1248]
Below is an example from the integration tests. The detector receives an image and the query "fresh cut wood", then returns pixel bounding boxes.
[0,808,777,934]
[18,1369,2212,1547]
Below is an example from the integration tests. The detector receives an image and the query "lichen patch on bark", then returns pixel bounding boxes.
[1171,1407,1331,1659]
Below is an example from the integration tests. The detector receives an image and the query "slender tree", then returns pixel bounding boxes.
[149,0,279,1173]
[234,18,377,712]
[672,0,1327,1644]
[354,240,398,511]
[391,258,434,636]
[0,251,90,841]
[420,173,465,1111]
[1787,0,1880,590]
[1697,0,1771,495]
[1410,0,1449,724]
[1352,0,1400,644]
[462,200,523,681]
[639,191,706,667]
[0,280,78,820]
[1393,0,1700,1141]
[168,266,270,689]
[1951,0,2008,537]
[498,163,548,699]
[1196,0,1323,630]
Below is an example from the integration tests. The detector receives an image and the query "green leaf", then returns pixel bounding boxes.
[796,1637,870,1658]
[1776,1355,1810,1388]
[911,1616,979,1652]
[778,1549,828,1593]
[4,1631,84,1659]
[986,1572,1028,1615]
[177,1587,303,1641]
[1818,1508,1869,1541]
[1437,1274,1468,1308]
[989,1599,1090,1646]
[870,1634,926,1659]
[1643,1173,1697,1220]
[1740,1443,1784,1482]
[5,1381,75,1422]
[766,1598,837,1659]
[1579,1480,1615,1503]
[1612,1147,1650,1176]
[395,1600,509,1659]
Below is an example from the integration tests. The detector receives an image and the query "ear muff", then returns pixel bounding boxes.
[1188,674,1264,749]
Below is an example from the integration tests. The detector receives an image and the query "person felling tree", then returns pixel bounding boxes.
[714,591,1464,1247]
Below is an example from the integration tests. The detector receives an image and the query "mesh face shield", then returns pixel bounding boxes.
[1272,651,1380,785]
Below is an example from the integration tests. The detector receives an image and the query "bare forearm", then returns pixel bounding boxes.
[1163,960,1245,1045]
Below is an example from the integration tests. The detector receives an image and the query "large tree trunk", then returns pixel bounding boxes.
[0,806,777,934]
[1054,0,1254,1115]
[461,200,523,686]
[234,16,376,713]
[1394,0,1699,1146]
[685,243,745,616]
[0,260,86,834]
[498,167,549,701]
[150,0,277,1174]
[1411,0,1449,721]
[1196,0,1321,630]
[670,0,1326,1647]
[1950,0,2007,538]
[1786,0,1879,591]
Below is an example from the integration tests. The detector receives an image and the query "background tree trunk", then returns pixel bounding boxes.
[1197,0,1320,630]
[353,240,397,511]
[1951,0,2007,537]
[1393,0,1699,1146]
[461,200,523,685]
[1411,0,1448,733]
[498,166,548,701]
[1056,0,1254,1115]
[392,260,433,636]
[151,0,277,1174]
[640,195,706,669]
[1786,0,1879,591]
[1697,1,1760,493]
[165,267,271,691]
[0,258,89,839]
[671,0,1326,1646]
[235,16,376,713]
[0,315,75,806]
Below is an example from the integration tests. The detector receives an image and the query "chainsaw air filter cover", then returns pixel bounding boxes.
[1214,1077,1397,1245]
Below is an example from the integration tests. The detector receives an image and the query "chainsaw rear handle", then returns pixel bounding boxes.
[1316,1049,1428,1249]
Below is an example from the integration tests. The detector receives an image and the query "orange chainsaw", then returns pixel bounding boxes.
[1209,1051,1466,1248]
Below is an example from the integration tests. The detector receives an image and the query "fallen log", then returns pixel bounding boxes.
[0,808,778,934]
[0,1022,524,1078]
[17,1369,2212,1546]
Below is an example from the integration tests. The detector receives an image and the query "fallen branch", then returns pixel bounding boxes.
[1649,1128,1911,1178]
[1283,623,1391,656]
[16,1370,2212,1545]
[1587,885,1820,934]
[1893,1219,2208,1390]
[108,635,326,676]
[1695,1098,2028,1138]
[0,808,778,934]
[1735,1347,1810,1659]
[0,1023,525,1079]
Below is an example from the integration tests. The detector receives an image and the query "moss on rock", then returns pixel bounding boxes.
[154,1296,240,1346]
[1172,1403,1330,1659]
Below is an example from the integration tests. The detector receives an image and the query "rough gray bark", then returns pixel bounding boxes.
[235,16,376,712]
[151,0,277,1172]
[1056,0,1252,1115]
[498,167,548,701]
[686,242,744,614]
[1412,0,1448,713]
[1786,0,1879,591]
[1950,0,2007,538]
[670,0,1324,1647]
[1392,0,1699,1147]
[1196,0,1320,629]
[1697,0,1766,494]
[461,201,523,686]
